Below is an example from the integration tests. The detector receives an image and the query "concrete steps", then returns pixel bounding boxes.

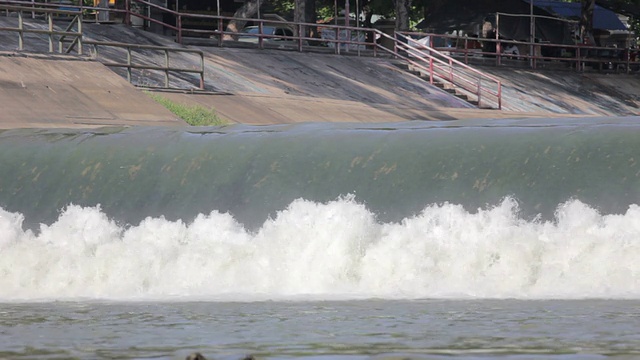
[395,61,488,109]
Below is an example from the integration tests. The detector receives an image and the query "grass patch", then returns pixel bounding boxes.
[146,92,227,126]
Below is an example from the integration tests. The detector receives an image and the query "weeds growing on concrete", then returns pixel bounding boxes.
[145,92,227,126]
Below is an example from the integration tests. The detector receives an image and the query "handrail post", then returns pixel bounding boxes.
[164,49,169,88]
[18,10,24,50]
[495,14,501,67]
[477,78,482,108]
[626,46,630,74]
[449,58,453,82]
[77,13,83,55]
[177,14,182,44]
[464,36,468,64]
[58,31,62,52]
[125,0,130,25]
[199,52,204,89]
[127,46,132,84]
[48,12,53,52]
[297,23,302,52]
[392,31,396,56]
[217,16,223,47]
[372,30,377,57]
[532,44,536,69]
[576,46,581,72]
[429,57,433,84]
[345,26,351,54]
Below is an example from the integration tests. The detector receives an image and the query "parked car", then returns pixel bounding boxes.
[238,26,295,43]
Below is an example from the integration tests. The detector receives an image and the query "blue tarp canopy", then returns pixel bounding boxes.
[524,0,627,30]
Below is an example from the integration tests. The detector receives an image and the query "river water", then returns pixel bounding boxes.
[1,118,640,358]
[1,300,639,359]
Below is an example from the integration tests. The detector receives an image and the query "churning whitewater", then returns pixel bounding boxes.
[3,120,640,302]
[1,196,639,301]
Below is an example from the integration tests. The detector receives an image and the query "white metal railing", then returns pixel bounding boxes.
[0,3,205,90]
[85,40,205,89]
[0,4,82,53]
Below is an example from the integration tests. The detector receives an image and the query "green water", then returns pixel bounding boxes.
[1,118,639,229]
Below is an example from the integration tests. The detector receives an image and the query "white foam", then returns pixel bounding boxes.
[1,196,639,301]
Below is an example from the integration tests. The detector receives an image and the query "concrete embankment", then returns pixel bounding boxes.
[0,17,638,128]
[155,50,640,125]
[0,53,184,128]
[480,67,640,116]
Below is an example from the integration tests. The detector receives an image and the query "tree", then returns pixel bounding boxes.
[580,0,595,39]
[222,0,639,38]
[224,0,263,40]
[393,0,411,30]
[293,0,317,37]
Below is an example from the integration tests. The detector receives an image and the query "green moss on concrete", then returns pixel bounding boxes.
[146,92,227,126]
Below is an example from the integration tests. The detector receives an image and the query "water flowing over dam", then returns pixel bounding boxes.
[2,118,639,228]
[1,117,640,300]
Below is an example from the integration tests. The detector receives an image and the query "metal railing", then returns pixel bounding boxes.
[0,0,130,22]
[85,40,205,89]
[119,0,639,75]
[0,2,205,90]
[0,4,82,53]
[3,0,638,73]
[5,0,635,105]
[377,31,502,110]
[123,0,378,55]
[405,31,640,74]
[1,0,382,55]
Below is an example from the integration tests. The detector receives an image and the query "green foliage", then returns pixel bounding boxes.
[317,4,335,21]
[270,0,295,16]
[264,0,640,34]
[145,92,227,126]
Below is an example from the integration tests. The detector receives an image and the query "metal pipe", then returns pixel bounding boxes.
[77,13,82,54]
[48,12,53,52]
[125,0,130,26]
[496,13,501,66]
[199,52,204,89]
[530,0,534,68]
[164,49,169,87]
[127,46,132,84]
[18,10,23,50]
[477,78,482,108]
[177,13,181,43]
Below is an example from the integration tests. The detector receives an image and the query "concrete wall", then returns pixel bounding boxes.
[0,55,184,129]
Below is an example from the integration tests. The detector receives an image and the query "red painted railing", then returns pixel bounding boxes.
[373,30,502,110]
[403,31,640,74]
